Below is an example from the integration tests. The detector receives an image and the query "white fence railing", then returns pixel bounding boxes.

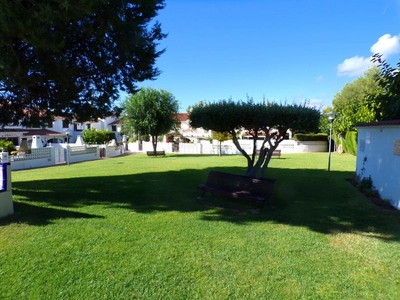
[8,140,328,171]
[127,140,327,155]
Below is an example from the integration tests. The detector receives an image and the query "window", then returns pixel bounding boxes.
[62,119,69,128]
[75,123,83,131]
[111,125,117,131]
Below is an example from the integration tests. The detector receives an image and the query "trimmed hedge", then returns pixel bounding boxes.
[293,133,328,141]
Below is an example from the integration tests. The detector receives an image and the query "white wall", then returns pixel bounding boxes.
[357,125,400,209]
[127,139,327,155]
[0,162,14,218]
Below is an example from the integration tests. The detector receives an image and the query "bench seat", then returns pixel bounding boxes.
[146,151,165,157]
[197,171,276,208]
[256,149,281,158]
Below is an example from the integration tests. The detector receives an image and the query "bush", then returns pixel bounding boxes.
[343,131,357,155]
[82,128,116,145]
[293,133,328,141]
[0,140,16,153]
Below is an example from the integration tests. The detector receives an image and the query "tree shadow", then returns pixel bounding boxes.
[0,202,104,226]
[9,165,400,241]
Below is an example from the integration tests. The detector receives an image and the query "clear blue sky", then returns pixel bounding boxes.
[127,0,400,112]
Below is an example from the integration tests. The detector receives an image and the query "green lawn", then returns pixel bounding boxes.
[1,153,399,299]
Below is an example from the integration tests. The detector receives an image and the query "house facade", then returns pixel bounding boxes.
[0,116,122,147]
[356,120,400,210]
[175,113,212,141]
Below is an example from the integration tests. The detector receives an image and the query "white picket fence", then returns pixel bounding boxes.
[8,144,120,171]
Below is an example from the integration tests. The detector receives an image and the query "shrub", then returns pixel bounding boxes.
[293,133,328,141]
[343,131,357,155]
[0,139,16,153]
[82,128,116,145]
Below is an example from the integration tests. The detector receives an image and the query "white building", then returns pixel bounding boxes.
[356,120,400,210]
[0,116,122,147]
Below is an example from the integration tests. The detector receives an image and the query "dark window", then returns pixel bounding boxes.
[87,123,91,129]
[111,125,117,131]
[62,119,69,128]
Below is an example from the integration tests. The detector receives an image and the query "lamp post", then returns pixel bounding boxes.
[65,129,70,166]
[327,111,336,171]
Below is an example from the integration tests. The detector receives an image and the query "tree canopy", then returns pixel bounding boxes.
[212,131,231,157]
[0,0,166,127]
[331,66,384,134]
[371,54,400,120]
[122,87,179,153]
[189,99,320,177]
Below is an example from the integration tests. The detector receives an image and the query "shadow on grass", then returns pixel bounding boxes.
[0,202,104,226]
[8,166,400,241]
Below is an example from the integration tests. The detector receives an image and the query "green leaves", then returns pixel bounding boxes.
[331,66,388,134]
[122,87,179,142]
[190,100,320,134]
[189,99,321,176]
[371,54,400,121]
[81,128,116,145]
[0,0,166,127]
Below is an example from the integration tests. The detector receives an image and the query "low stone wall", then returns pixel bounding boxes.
[10,147,55,171]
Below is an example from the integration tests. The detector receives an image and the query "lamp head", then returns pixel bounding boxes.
[326,111,336,122]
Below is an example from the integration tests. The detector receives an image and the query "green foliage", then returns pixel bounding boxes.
[371,54,400,120]
[0,1,166,127]
[356,175,379,197]
[212,131,232,142]
[332,66,383,134]
[0,139,16,153]
[342,131,357,156]
[81,128,115,145]
[122,87,179,152]
[189,99,320,176]
[293,133,328,141]
[212,131,232,157]
[190,99,320,134]
[319,107,333,134]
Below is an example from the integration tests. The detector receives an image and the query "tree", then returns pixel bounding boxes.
[122,87,179,154]
[0,0,166,127]
[212,131,231,156]
[189,99,320,178]
[331,66,384,135]
[371,54,400,120]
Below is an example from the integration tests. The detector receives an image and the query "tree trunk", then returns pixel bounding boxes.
[151,135,158,155]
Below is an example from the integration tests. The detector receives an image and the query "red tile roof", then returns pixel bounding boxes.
[0,128,64,136]
[176,113,189,122]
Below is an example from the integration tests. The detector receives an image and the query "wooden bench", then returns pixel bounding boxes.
[146,151,166,157]
[256,149,281,158]
[197,171,276,208]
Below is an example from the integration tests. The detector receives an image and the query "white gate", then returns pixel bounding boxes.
[54,147,66,164]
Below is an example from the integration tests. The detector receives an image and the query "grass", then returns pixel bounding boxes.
[1,153,400,299]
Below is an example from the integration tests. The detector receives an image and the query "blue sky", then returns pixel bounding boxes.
[128,0,400,112]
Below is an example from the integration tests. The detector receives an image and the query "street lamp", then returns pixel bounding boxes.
[65,129,70,166]
[327,111,336,171]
